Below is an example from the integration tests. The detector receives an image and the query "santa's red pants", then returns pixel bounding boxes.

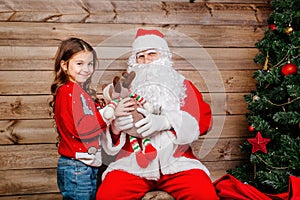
[96,169,219,200]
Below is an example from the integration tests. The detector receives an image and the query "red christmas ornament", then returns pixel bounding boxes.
[269,24,276,31]
[248,125,255,132]
[247,132,270,154]
[281,63,298,76]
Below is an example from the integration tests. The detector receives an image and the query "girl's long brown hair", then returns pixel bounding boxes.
[49,37,100,113]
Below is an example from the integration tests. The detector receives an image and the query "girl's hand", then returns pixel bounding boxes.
[114,97,135,117]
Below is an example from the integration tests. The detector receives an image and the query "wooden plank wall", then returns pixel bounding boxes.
[0,0,271,199]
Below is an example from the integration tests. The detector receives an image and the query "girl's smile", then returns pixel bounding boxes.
[61,50,94,84]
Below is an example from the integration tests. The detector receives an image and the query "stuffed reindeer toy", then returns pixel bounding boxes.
[102,71,157,168]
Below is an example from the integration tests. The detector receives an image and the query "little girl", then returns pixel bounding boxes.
[50,38,114,199]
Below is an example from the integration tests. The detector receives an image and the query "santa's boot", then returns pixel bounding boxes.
[143,138,157,161]
[130,136,149,168]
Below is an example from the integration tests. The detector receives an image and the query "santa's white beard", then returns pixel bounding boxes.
[128,57,186,113]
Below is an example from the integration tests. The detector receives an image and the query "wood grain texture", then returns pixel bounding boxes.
[0,138,246,171]
[0,70,256,95]
[0,119,57,144]
[0,193,61,200]
[0,140,247,196]
[0,46,259,70]
[0,159,243,197]
[0,1,270,25]
[0,0,270,197]
[0,168,58,196]
[0,115,249,146]
[0,93,248,120]
[0,22,266,47]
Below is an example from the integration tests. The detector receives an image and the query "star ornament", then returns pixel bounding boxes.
[247,132,271,154]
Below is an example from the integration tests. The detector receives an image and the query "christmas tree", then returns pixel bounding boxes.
[228,0,300,194]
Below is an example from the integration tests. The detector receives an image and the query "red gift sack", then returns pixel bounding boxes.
[213,174,300,200]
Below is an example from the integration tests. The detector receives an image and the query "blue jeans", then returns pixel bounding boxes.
[57,156,99,200]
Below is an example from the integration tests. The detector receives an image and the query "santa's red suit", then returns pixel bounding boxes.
[96,29,219,199]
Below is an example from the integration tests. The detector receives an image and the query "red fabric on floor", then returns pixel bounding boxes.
[213,174,300,200]
[288,176,300,200]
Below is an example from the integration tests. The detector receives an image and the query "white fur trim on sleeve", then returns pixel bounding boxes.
[101,129,126,155]
[164,110,199,144]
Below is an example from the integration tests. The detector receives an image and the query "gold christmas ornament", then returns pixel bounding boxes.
[285,25,293,34]
[262,54,269,71]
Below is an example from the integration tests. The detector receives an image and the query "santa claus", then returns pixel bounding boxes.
[97,28,218,200]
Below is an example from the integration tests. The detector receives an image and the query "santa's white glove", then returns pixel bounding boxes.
[112,115,133,134]
[135,107,171,137]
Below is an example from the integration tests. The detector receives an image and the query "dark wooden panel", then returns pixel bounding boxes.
[0,168,58,196]
[0,1,270,25]
[0,46,259,71]
[0,70,256,95]
[0,115,249,145]
[0,193,61,200]
[0,119,57,145]
[0,22,265,47]
[204,115,249,139]
[0,95,52,119]
[0,138,246,170]
[0,144,58,170]
[193,137,248,162]
[204,160,246,181]
[0,0,268,197]
[0,160,245,196]
[0,93,248,119]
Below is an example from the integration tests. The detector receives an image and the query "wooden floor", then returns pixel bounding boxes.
[0,0,271,198]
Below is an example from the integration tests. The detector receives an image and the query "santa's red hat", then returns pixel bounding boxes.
[132,28,170,53]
